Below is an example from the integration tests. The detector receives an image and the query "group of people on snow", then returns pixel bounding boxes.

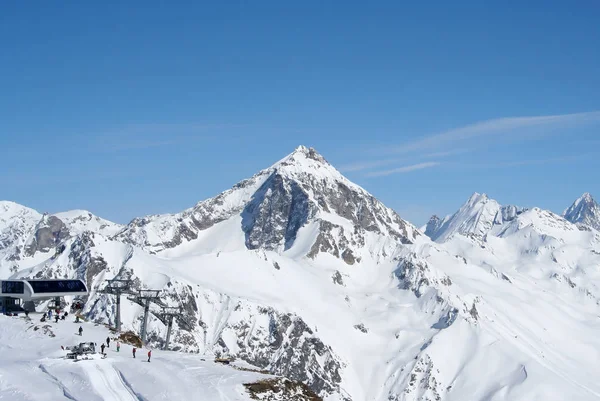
[74,329,152,362]
[41,309,69,323]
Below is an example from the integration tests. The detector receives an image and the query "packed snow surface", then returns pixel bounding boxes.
[0,315,271,401]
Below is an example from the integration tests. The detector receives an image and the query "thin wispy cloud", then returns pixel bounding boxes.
[482,153,596,168]
[388,110,600,154]
[342,111,599,177]
[363,162,440,177]
[423,149,470,158]
[340,149,466,173]
[338,158,402,173]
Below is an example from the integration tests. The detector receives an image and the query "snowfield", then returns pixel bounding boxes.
[0,315,276,401]
[1,146,600,400]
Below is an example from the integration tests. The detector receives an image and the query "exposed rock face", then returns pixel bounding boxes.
[424,215,444,238]
[235,311,343,397]
[399,355,443,401]
[0,204,121,275]
[564,192,600,231]
[307,220,361,264]
[25,216,70,256]
[146,285,346,399]
[395,255,453,298]
[243,174,312,251]
[244,377,323,401]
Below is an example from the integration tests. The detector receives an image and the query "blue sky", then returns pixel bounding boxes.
[1,2,599,225]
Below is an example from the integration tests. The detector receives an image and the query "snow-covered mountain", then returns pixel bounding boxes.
[114,145,418,258]
[424,193,527,242]
[3,147,600,401]
[564,192,600,231]
[0,201,122,276]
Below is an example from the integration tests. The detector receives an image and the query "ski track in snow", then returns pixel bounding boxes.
[38,364,79,401]
[81,362,139,401]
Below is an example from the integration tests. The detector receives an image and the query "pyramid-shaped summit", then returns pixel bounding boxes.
[564,192,600,231]
[116,145,420,258]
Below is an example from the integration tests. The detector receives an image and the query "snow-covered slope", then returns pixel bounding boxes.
[564,192,600,231]
[3,148,600,401]
[0,314,319,401]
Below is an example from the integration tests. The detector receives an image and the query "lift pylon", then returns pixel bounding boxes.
[128,289,162,344]
[155,306,180,350]
[99,279,133,332]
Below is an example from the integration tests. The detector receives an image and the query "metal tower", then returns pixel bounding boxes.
[155,306,181,350]
[99,279,133,332]
[128,289,162,344]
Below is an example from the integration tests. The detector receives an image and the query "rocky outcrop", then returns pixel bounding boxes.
[244,378,323,401]
[564,192,600,231]
[25,215,70,256]
[424,215,444,239]
[243,174,313,251]
[307,220,361,264]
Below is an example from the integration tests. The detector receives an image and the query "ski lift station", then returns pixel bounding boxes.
[0,279,88,314]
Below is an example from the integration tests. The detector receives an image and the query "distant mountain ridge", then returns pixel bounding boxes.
[425,191,599,243]
[424,192,527,242]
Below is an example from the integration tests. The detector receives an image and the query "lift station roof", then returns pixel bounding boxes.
[0,279,87,301]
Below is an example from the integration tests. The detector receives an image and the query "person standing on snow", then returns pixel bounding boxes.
[106,337,110,348]
[100,343,105,354]
[78,326,83,336]
[147,349,151,363]
[132,347,136,358]
[116,342,120,352]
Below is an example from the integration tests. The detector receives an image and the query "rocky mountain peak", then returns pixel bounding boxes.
[424,215,444,238]
[269,145,347,186]
[581,192,593,202]
[564,192,600,231]
[284,145,328,164]
[425,193,526,242]
[466,192,489,206]
[116,146,419,258]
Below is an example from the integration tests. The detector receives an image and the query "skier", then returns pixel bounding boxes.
[40,314,46,322]
[106,337,110,348]
[24,310,29,318]
[100,343,105,354]
[132,347,136,358]
[147,349,151,363]
[55,315,59,323]
[47,310,52,319]
[116,341,120,352]
[64,311,68,318]
[78,326,83,336]
[75,316,80,323]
